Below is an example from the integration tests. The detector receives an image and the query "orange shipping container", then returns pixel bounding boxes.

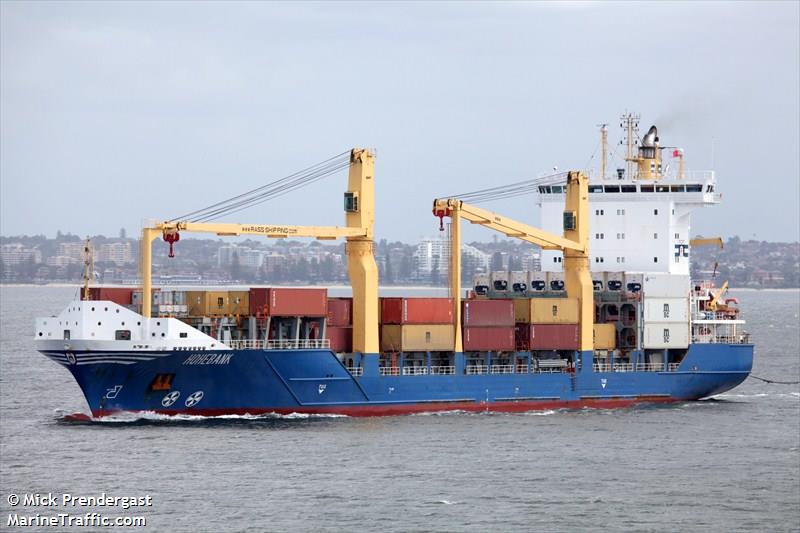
[380,298,453,324]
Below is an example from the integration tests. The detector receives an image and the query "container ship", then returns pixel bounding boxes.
[35,115,753,418]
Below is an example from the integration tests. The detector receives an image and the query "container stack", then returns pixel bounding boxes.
[642,274,690,349]
[326,298,353,352]
[380,298,454,352]
[461,299,515,351]
[514,298,580,350]
[154,290,188,317]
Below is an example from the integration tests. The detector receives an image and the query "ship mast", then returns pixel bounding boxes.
[82,238,93,301]
[598,123,608,180]
[620,112,640,179]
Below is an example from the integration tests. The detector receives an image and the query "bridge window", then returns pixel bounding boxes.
[589,185,603,193]
[687,184,703,192]
[605,186,620,193]
[671,185,685,192]
[621,185,636,193]
[180,332,188,338]
[641,185,655,192]
[115,330,131,340]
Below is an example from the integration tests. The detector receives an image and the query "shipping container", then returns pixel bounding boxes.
[229,291,250,315]
[462,299,515,327]
[643,273,690,298]
[186,291,230,316]
[510,271,527,293]
[463,326,515,351]
[380,324,455,352]
[624,272,644,293]
[514,298,579,324]
[327,298,352,327]
[593,323,617,350]
[515,324,579,350]
[643,322,690,349]
[606,272,624,291]
[80,287,134,306]
[132,289,161,306]
[644,297,689,323]
[592,272,607,292]
[472,274,490,295]
[490,271,509,291]
[546,272,565,292]
[528,271,547,292]
[249,288,327,317]
[326,326,353,353]
[380,298,453,325]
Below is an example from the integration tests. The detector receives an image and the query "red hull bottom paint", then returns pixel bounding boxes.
[89,397,681,419]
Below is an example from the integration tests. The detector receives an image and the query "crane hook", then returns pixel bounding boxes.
[433,208,450,232]
[162,230,180,258]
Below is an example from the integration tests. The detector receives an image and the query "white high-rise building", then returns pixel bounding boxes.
[414,236,490,274]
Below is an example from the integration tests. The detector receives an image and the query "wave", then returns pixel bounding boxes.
[54,410,348,424]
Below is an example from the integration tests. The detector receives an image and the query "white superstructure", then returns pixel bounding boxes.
[538,174,719,274]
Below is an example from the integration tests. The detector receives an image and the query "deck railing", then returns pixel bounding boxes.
[466,365,489,375]
[225,339,331,350]
[430,366,455,375]
[379,367,400,376]
[346,367,363,377]
[402,367,429,376]
[490,365,515,374]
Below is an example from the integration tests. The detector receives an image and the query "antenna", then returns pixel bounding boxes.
[620,111,640,179]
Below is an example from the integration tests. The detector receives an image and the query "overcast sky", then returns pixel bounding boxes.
[2,1,798,244]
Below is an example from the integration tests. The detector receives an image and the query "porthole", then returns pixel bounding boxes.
[161,333,165,337]
[98,322,102,326]
[38,332,43,336]
[116,309,120,314]
[157,321,161,326]
[91,307,95,311]
[137,321,141,326]
[105,307,108,312]
[121,322,125,326]
[151,333,156,337]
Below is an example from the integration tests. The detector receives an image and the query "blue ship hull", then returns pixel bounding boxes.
[42,343,753,417]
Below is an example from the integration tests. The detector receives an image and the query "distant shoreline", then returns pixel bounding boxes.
[1,283,798,291]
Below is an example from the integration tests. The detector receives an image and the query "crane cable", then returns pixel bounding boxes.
[442,171,568,204]
[169,151,350,223]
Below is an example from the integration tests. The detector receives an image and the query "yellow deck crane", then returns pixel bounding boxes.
[432,171,593,353]
[140,148,379,353]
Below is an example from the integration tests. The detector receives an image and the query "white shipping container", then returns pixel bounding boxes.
[643,322,690,349]
[510,271,527,292]
[592,271,607,291]
[606,272,624,291]
[528,271,547,291]
[473,274,490,292]
[644,297,689,323]
[546,272,565,291]
[643,273,690,298]
[490,271,509,291]
[624,272,644,292]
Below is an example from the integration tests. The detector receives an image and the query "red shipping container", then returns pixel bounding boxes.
[326,326,353,353]
[249,288,328,317]
[327,298,352,327]
[462,299,514,327]
[462,327,516,351]
[515,324,579,351]
[81,287,135,306]
[380,298,453,324]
